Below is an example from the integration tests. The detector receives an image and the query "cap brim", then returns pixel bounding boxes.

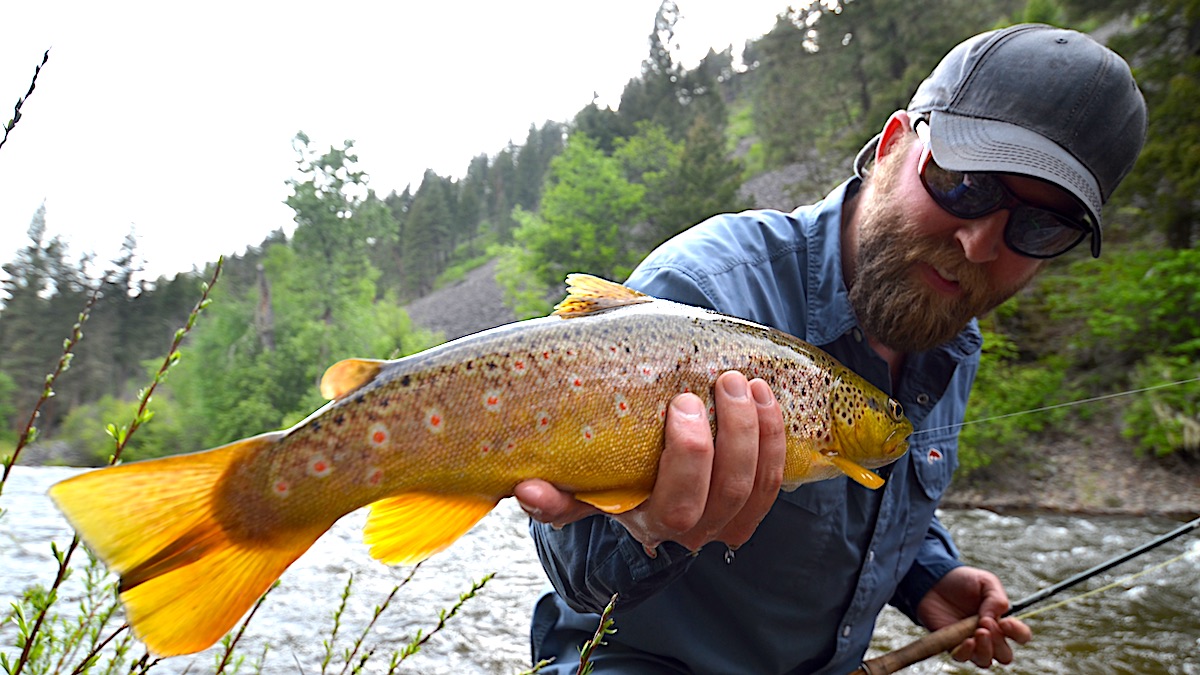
[926,110,1103,257]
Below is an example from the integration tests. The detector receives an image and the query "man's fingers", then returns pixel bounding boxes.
[617,392,714,545]
[677,372,759,547]
[514,479,597,526]
[714,378,785,548]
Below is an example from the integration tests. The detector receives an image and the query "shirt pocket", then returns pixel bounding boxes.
[909,434,958,501]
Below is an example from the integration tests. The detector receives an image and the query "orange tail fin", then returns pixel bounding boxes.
[48,433,326,656]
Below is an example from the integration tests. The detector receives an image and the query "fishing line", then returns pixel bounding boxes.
[1013,549,1190,621]
[910,375,1200,438]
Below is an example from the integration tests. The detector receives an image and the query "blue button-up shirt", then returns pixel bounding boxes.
[529,179,982,674]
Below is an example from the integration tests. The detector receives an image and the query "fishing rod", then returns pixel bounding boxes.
[849,515,1200,675]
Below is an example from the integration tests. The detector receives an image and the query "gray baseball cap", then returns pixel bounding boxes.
[906,23,1147,257]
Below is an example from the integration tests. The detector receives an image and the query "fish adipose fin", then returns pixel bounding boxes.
[575,487,651,513]
[320,358,386,400]
[364,493,499,565]
[553,274,654,318]
[48,433,326,656]
[823,454,885,489]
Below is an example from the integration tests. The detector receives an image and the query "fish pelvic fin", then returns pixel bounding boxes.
[48,432,325,656]
[823,454,886,490]
[552,274,654,318]
[575,487,651,513]
[364,493,498,565]
[320,358,386,400]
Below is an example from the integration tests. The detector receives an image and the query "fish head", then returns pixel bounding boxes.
[827,369,913,471]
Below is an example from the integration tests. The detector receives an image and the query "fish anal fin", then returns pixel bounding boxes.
[824,454,885,490]
[553,274,653,318]
[575,488,650,514]
[120,524,322,656]
[320,358,386,400]
[364,493,498,565]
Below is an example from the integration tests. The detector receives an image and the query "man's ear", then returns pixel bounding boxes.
[876,111,915,163]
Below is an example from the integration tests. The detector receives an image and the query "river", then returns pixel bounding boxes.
[2,466,1197,674]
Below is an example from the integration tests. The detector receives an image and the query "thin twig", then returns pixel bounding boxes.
[1,49,49,151]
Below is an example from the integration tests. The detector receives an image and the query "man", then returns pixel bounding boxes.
[515,24,1147,674]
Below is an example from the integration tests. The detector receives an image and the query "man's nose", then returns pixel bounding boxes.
[954,211,1008,263]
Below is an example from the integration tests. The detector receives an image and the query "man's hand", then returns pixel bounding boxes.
[917,566,1032,668]
[514,371,787,553]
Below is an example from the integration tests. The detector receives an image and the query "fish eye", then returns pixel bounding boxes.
[887,398,904,422]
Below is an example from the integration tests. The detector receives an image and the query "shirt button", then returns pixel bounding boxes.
[867,550,875,563]
[916,392,930,406]
[842,625,852,638]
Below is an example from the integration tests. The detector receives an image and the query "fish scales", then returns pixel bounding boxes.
[49,274,912,656]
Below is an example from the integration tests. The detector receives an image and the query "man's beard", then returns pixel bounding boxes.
[848,151,1038,353]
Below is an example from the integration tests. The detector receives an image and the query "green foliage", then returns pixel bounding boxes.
[55,393,188,464]
[1099,0,1200,249]
[1122,355,1200,457]
[958,323,1075,476]
[1044,248,1200,371]
[0,371,17,447]
[497,135,646,315]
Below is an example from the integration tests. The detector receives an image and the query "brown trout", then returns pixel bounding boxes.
[49,274,911,656]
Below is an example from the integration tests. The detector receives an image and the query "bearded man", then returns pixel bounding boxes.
[516,24,1148,674]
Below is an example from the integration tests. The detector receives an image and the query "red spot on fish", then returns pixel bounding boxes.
[369,423,389,446]
[504,439,517,453]
[307,454,332,477]
[569,374,584,390]
[536,412,551,431]
[425,408,445,433]
[582,425,594,441]
[542,351,552,360]
[513,360,526,371]
[483,390,502,412]
[273,480,289,496]
[480,441,493,454]
[366,467,383,485]
[614,393,629,417]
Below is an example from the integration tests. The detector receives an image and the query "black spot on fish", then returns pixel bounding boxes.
[335,414,346,425]
[311,422,321,432]
[400,374,412,387]
[380,398,390,408]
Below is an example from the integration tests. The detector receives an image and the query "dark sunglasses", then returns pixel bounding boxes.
[915,130,1094,259]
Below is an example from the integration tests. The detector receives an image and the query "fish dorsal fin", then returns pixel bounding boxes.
[824,454,886,490]
[363,493,499,565]
[319,358,386,400]
[553,273,653,318]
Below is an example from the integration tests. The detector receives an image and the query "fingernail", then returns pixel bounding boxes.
[750,380,774,407]
[721,374,748,400]
[671,394,704,419]
[519,502,542,519]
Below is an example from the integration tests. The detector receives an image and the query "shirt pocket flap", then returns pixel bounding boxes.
[909,438,958,500]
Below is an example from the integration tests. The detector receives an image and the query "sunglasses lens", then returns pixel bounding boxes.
[921,160,1006,218]
[1006,208,1089,258]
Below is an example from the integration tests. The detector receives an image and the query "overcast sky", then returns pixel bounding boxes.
[0,0,791,283]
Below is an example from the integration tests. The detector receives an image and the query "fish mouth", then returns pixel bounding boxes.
[884,427,911,457]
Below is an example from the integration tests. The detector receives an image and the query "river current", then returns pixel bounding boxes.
[2,466,1197,674]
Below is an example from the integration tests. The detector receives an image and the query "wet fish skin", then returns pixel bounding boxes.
[49,274,911,656]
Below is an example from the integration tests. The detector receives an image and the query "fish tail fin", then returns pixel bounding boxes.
[49,433,323,656]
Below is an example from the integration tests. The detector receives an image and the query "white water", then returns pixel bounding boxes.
[2,466,1198,674]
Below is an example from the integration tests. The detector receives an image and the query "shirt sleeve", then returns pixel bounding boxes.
[528,516,697,614]
[889,513,963,624]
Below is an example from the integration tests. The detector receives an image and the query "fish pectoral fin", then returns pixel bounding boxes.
[552,274,654,318]
[364,493,498,565]
[320,358,386,400]
[823,454,886,490]
[575,488,651,514]
[48,432,323,656]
